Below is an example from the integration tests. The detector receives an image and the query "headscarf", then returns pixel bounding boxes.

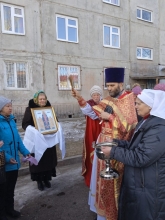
[137,89,165,119]
[132,86,142,95]
[33,90,47,105]
[89,85,103,97]
[154,83,165,91]
[0,96,11,111]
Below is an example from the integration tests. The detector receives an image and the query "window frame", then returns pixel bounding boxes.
[1,3,25,35]
[58,64,81,91]
[102,0,120,6]
[137,7,152,23]
[136,47,153,60]
[56,14,79,43]
[103,68,108,90]
[4,61,29,90]
[103,24,120,48]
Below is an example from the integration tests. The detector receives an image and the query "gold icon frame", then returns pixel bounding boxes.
[31,107,58,134]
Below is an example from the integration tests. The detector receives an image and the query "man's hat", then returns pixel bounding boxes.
[105,67,125,83]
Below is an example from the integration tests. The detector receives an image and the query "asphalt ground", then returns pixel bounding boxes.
[7,162,96,220]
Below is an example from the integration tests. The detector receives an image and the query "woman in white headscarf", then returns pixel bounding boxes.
[101,89,165,220]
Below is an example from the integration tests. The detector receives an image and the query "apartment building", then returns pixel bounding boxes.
[0,0,165,118]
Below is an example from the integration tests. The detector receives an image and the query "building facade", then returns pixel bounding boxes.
[0,0,165,118]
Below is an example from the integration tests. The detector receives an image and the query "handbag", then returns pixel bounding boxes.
[0,151,6,184]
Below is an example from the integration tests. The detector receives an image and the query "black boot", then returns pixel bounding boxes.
[44,180,51,188]
[37,181,44,191]
[6,208,20,218]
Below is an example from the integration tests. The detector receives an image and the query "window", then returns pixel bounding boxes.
[58,65,81,90]
[5,61,28,89]
[136,47,153,60]
[147,79,156,89]
[137,7,152,22]
[56,15,78,43]
[103,25,120,48]
[103,68,108,89]
[1,3,25,35]
[103,0,119,6]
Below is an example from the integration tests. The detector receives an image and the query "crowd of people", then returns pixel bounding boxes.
[0,91,63,220]
[72,68,165,220]
[0,67,165,220]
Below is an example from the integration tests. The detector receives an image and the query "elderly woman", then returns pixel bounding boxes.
[101,89,165,220]
[0,96,30,220]
[22,91,57,191]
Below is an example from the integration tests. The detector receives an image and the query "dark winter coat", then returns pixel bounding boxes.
[110,116,165,220]
[22,99,57,174]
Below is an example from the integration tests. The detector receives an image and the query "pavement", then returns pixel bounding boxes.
[5,117,97,220]
[9,162,96,220]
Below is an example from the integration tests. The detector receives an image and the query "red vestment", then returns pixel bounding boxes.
[92,92,137,220]
[82,99,101,187]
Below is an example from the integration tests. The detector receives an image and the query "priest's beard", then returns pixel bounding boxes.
[109,85,121,98]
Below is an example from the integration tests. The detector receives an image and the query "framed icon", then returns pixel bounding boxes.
[31,107,58,134]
